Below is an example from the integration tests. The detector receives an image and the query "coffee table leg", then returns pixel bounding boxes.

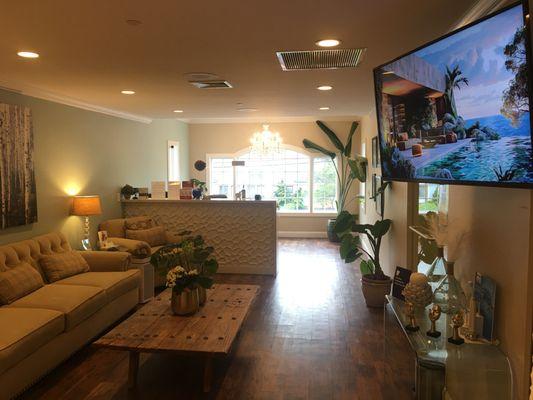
[203,354,213,393]
[128,351,140,389]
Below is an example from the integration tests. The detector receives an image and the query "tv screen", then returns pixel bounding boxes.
[374,2,532,188]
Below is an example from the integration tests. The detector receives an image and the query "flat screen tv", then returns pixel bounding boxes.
[374,1,532,188]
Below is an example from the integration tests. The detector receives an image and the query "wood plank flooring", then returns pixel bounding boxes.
[20,239,413,400]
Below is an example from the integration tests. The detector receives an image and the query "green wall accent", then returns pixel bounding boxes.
[0,89,189,247]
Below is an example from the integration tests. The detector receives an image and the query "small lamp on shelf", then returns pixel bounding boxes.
[71,195,102,250]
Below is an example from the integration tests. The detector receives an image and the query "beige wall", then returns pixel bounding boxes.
[0,89,189,247]
[189,119,361,236]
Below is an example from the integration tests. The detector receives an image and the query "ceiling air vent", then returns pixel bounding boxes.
[276,48,366,71]
[189,80,233,89]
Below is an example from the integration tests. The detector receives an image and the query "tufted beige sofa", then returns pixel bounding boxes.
[0,232,139,400]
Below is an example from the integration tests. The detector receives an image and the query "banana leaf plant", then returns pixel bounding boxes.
[303,121,367,214]
[334,181,392,279]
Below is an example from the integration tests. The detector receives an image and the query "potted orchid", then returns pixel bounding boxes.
[166,266,202,315]
[151,232,218,307]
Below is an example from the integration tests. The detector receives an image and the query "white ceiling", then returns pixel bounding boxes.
[0,0,482,122]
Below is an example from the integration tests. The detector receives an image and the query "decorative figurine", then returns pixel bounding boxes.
[448,311,465,345]
[426,304,442,338]
[402,273,433,308]
[404,302,419,332]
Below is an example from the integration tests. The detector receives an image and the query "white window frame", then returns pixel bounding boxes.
[167,140,180,182]
[206,145,338,216]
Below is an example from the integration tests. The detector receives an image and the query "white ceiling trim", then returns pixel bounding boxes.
[184,115,361,124]
[0,80,153,124]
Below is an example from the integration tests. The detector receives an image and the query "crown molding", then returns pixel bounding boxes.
[0,80,152,124]
[453,0,511,30]
[185,115,360,124]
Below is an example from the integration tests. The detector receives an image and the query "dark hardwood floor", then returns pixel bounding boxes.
[20,239,412,400]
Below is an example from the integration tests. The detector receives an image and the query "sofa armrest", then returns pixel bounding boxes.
[165,232,187,244]
[108,237,152,258]
[78,251,131,272]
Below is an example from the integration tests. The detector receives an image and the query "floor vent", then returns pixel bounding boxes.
[189,80,233,89]
[276,48,366,71]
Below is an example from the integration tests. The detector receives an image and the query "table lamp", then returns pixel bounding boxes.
[71,195,102,249]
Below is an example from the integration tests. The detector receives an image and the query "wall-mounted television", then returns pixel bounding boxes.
[374,1,532,188]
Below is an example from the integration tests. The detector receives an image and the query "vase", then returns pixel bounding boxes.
[327,219,341,243]
[198,286,207,306]
[433,261,467,314]
[170,288,200,315]
[426,246,446,286]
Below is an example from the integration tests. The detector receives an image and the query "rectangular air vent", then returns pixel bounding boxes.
[276,48,366,71]
[190,80,233,89]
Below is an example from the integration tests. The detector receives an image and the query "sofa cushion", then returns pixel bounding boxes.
[39,251,90,283]
[53,270,139,302]
[0,262,44,305]
[125,216,154,231]
[0,307,64,375]
[99,218,126,238]
[126,226,166,247]
[7,284,107,331]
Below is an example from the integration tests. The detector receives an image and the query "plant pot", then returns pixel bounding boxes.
[327,218,341,243]
[361,275,392,308]
[171,288,200,315]
[198,286,207,306]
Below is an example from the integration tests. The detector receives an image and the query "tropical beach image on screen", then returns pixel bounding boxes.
[374,4,532,185]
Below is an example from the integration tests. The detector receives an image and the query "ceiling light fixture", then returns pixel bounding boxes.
[238,108,258,112]
[250,125,282,156]
[121,90,135,95]
[319,107,330,110]
[316,39,340,48]
[173,109,184,113]
[17,51,39,59]
[317,85,333,91]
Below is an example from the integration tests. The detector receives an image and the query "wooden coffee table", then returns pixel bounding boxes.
[94,284,259,392]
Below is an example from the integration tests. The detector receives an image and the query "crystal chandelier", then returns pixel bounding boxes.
[250,124,282,156]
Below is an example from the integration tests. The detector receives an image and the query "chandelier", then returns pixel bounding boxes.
[250,124,282,156]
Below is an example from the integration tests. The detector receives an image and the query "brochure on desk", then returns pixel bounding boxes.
[474,272,496,342]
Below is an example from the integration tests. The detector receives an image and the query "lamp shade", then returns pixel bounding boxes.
[71,195,102,216]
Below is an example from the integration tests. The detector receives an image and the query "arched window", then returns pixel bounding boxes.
[207,145,337,213]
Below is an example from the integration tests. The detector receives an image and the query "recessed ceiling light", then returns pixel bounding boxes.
[121,90,135,95]
[237,108,258,112]
[317,85,333,91]
[319,107,330,111]
[173,109,184,113]
[17,51,39,59]
[316,39,340,48]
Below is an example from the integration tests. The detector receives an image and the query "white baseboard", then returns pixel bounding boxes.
[278,231,327,239]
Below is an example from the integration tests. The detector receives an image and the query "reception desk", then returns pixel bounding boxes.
[121,199,277,275]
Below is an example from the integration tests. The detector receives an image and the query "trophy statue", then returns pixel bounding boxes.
[448,311,465,345]
[426,304,442,338]
[404,302,419,332]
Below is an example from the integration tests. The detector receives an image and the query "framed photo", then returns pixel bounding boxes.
[98,230,108,248]
[371,136,379,168]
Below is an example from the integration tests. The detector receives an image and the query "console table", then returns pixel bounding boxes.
[121,199,277,275]
[384,295,512,400]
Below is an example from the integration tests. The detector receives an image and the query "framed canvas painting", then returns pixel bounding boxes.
[0,103,37,229]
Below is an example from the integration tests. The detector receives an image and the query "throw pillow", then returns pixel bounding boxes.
[125,217,154,231]
[126,226,167,247]
[39,251,90,283]
[0,263,44,305]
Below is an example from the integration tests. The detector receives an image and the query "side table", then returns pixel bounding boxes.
[129,257,154,303]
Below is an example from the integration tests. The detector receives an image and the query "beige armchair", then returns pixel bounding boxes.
[98,216,185,259]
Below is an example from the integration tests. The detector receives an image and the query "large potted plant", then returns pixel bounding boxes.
[302,121,367,242]
[334,182,392,307]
